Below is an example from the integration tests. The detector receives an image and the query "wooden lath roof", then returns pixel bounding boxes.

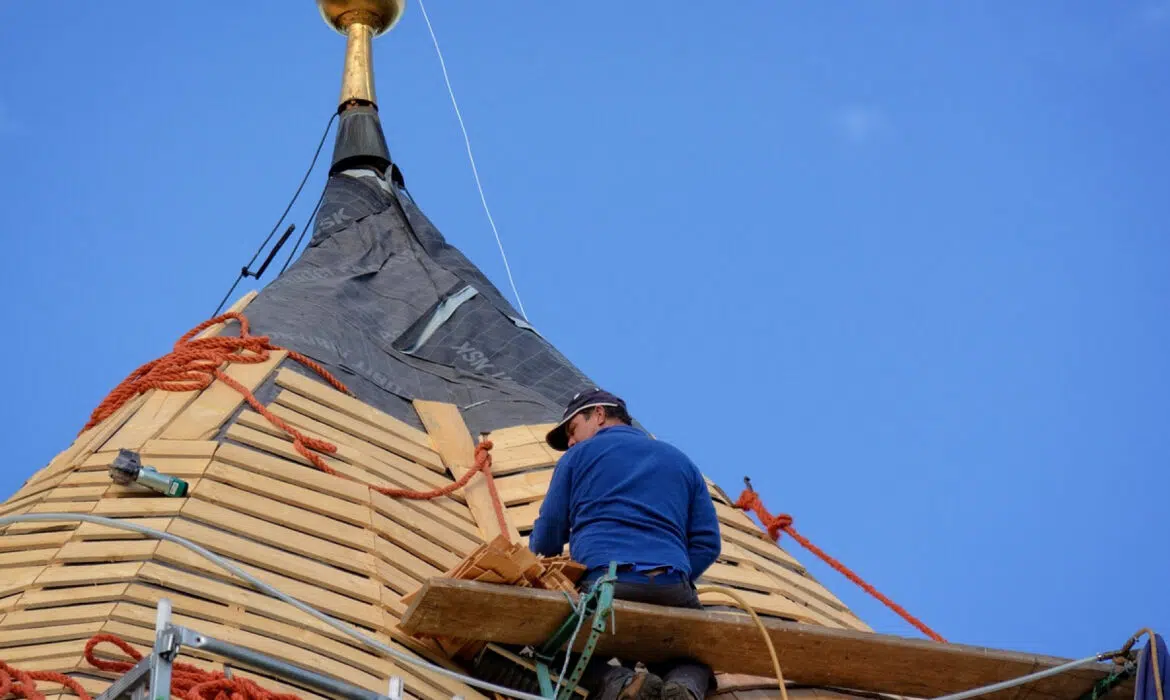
[0,295,868,700]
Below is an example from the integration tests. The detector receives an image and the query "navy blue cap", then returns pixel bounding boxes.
[545,388,626,451]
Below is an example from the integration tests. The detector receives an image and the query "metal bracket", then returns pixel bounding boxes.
[534,562,619,700]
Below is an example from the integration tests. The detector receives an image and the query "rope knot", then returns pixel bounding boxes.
[734,487,792,541]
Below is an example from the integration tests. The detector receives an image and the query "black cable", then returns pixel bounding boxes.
[277,185,328,277]
[250,111,337,269]
[211,112,338,317]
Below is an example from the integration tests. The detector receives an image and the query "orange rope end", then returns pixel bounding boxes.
[733,485,946,643]
[1,660,93,700]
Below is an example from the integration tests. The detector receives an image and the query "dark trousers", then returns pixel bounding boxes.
[578,575,713,700]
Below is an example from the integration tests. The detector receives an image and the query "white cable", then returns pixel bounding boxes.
[930,653,1108,700]
[0,513,545,700]
[415,0,530,322]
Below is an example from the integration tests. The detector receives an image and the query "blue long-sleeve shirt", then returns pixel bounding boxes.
[529,425,721,581]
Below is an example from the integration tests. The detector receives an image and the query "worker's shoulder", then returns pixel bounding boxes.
[622,430,699,468]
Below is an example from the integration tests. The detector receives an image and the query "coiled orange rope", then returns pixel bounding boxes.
[734,482,946,643]
[85,312,510,536]
[0,661,92,700]
[84,633,302,700]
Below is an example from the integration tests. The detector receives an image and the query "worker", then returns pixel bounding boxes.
[531,389,721,700]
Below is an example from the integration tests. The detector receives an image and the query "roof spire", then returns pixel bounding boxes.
[316,0,404,174]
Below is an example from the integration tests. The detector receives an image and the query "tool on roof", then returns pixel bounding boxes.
[108,449,189,497]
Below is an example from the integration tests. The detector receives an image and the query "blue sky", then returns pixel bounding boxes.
[2,1,1167,662]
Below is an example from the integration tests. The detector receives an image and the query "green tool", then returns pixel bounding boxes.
[533,561,618,700]
[109,449,189,497]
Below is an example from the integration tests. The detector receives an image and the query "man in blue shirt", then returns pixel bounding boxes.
[531,389,721,700]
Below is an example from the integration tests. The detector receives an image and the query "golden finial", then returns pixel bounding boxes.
[316,0,406,109]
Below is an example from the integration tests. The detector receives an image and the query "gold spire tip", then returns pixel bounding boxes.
[316,0,405,109]
[316,0,405,36]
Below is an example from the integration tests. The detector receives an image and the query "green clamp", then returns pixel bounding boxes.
[534,561,619,700]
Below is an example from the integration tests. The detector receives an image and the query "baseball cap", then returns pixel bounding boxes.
[545,388,626,451]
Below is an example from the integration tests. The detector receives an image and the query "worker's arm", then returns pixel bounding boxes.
[685,468,721,581]
[529,453,574,556]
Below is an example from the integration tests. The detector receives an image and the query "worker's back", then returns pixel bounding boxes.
[530,424,720,579]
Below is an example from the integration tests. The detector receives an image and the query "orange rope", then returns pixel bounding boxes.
[734,484,947,643]
[0,661,92,700]
[84,633,302,700]
[84,312,511,539]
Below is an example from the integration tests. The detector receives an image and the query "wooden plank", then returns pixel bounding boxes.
[152,540,380,628]
[480,424,551,450]
[487,440,559,476]
[2,479,61,507]
[59,470,122,487]
[188,479,373,553]
[132,567,370,647]
[224,422,478,535]
[103,390,204,452]
[42,485,108,502]
[719,541,852,616]
[493,469,554,506]
[373,538,445,585]
[233,407,465,503]
[507,500,542,530]
[262,402,459,496]
[141,439,219,457]
[273,389,445,472]
[91,497,185,518]
[695,587,843,628]
[0,620,105,647]
[180,496,374,576]
[413,400,520,543]
[55,539,159,564]
[0,640,96,664]
[368,491,480,559]
[17,583,129,609]
[0,567,41,598]
[74,517,175,541]
[0,531,71,553]
[0,653,85,671]
[1,520,78,536]
[165,518,381,603]
[34,562,144,588]
[373,554,428,596]
[401,579,1132,700]
[274,368,432,448]
[372,513,461,571]
[721,526,805,572]
[202,460,371,527]
[0,549,56,568]
[0,602,117,629]
[159,349,288,440]
[214,442,369,504]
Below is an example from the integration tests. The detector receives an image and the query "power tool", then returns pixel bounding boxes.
[109,449,189,497]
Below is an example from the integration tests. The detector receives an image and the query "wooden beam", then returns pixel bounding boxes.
[400,579,1132,700]
[413,401,520,543]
